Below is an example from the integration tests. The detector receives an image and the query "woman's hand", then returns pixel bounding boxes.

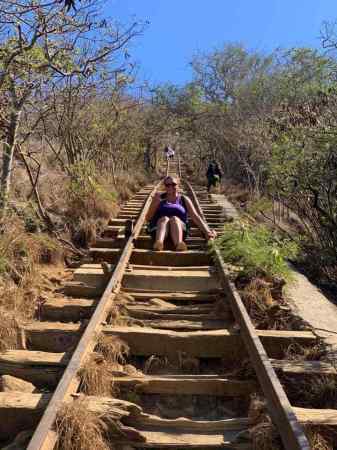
[205,229,217,240]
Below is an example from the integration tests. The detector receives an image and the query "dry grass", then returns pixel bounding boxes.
[0,215,60,273]
[237,276,310,331]
[143,355,170,374]
[279,342,337,428]
[65,183,117,248]
[64,168,144,250]
[107,292,146,327]
[0,310,21,352]
[79,335,130,396]
[107,303,134,327]
[143,352,200,375]
[221,180,251,204]
[305,426,337,450]
[226,357,257,380]
[239,278,274,326]
[247,395,337,450]
[95,335,129,365]
[55,398,117,450]
[284,341,327,362]
[115,171,149,202]
[279,342,337,447]
[248,395,283,450]
[79,356,117,397]
[0,216,62,350]
[282,373,337,409]
[56,393,145,450]
[71,218,101,248]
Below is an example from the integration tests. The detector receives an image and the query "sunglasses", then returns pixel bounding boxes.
[165,183,177,187]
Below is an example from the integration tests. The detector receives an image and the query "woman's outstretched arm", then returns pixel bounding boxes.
[184,196,217,240]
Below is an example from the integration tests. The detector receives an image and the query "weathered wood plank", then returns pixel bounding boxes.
[41,298,96,322]
[116,429,249,449]
[122,290,219,303]
[0,350,68,388]
[104,326,316,359]
[61,281,102,298]
[124,307,229,321]
[24,322,82,353]
[94,236,206,250]
[0,375,36,393]
[113,375,255,396]
[130,249,211,266]
[125,304,215,315]
[138,319,229,330]
[72,266,219,292]
[294,407,337,425]
[89,247,122,263]
[271,359,337,375]
[23,321,316,356]
[125,413,248,431]
[0,392,51,440]
[122,268,219,291]
[90,248,211,266]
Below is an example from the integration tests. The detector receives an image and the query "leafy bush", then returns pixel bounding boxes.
[213,220,298,279]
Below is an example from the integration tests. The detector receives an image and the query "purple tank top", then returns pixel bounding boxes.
[151,194,187,225]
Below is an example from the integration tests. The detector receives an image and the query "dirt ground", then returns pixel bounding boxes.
[286,267,337,356]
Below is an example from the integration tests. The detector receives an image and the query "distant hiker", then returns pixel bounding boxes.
[206,160,222,192]
[164,145,175,160]
[146,175,216,251]
[168,147,175,159]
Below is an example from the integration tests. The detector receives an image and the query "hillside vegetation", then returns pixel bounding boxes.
[152,41,337,290]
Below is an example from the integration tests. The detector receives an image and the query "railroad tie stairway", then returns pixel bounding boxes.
[0,158,336,450]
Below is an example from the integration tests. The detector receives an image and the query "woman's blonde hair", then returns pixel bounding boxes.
[162,176,179,188]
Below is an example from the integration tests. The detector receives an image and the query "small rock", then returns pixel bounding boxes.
[49,276,61,284]
[0,375,36,393]
[101,262,113,275]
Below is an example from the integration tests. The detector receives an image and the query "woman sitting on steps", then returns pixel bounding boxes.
[146,176,217,251]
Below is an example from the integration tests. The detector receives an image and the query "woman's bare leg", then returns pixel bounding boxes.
[169,216,186,250]
[154,216,169,250]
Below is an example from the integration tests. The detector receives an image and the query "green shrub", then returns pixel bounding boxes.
[212,220,298,279]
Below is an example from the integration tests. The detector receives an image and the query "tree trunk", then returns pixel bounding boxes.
[144,147,151,171]
[0,109,20,220]
[19,149,54,231]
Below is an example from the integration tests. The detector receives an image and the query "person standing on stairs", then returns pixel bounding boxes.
[146,176,217,251]
[206,160,222,192]
[164,145,175,160]
[168,146,175,159]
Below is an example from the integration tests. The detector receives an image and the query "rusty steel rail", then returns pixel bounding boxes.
[185,179,311,450]
[177,150,182,178]
[27,181,161,450]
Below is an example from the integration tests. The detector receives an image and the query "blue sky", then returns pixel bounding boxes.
[108,0,337,86]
